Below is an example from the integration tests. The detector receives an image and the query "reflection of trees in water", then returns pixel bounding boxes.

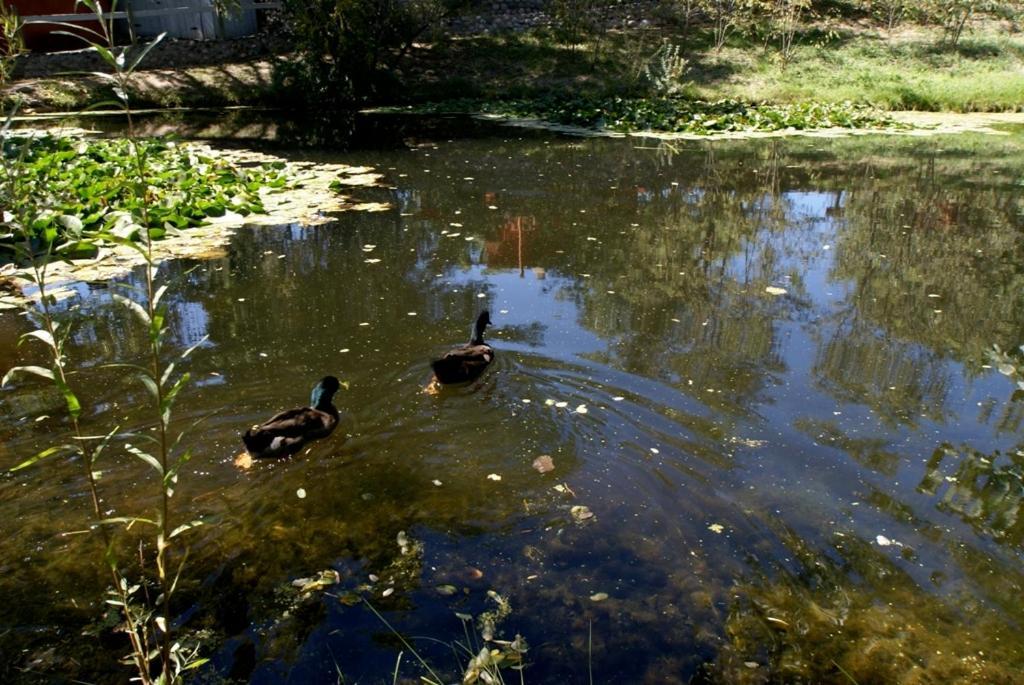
[831,146,1024,371]
[812,320,952,426]
[919,443,1024,548]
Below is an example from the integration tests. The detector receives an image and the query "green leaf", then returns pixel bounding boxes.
[169,519,204,539]
[179,334,209,360]
[54,376,82,420]
[160,362,176,388]
[111,293,151,326]
[18,329,57,351]
[91,44,119,69]
[161,372,190,425]
[137,372,159,401]
[152,284,169,309]
[99,515,159,528]
[88,423,118,466]
[2,365,55,386]
[124,32,166,74]
[125,444,164,477]
[10,444,76,472]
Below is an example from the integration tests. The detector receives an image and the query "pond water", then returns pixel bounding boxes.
[1,115,1023,684]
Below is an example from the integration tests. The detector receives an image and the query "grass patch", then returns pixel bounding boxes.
[402,23,1024,114]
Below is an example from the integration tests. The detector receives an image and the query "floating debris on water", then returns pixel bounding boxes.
[571,505,595,522]
[532,455,555,473]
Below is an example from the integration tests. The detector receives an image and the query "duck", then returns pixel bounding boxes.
[430,311,494,386]
[235,375,342,468]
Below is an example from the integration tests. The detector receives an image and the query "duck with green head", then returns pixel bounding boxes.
[430,311,494,386]
[235,375,342,468]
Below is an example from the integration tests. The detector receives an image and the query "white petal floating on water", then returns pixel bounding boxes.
[765,286,788,296]
[998,363,1015,376]
[296,488,307,499]
[446,232,461,238]
[708,523,724,534]
[362,244,376,251]
[487,205,498,210]
[575,404,588,414]
[477,293,486,298]
[259,352,268,358]
[612,396,624,401]
[432,479,443,486]
[487,473,502,481]
[555,401,568,408]
[407,312,417,316]
[382,588,394,597]
[589,592,609,602]
[499,309,509,314]
[650,447,660,454]
[876,535,892,546]
[339,348,350,353]
[522,398,532,403]
[449,222,463,227]
[364,258,382,264]
[545,399,556,406]
[237,298,246,302]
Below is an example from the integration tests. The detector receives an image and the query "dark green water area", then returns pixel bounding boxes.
[1,114,1023,684]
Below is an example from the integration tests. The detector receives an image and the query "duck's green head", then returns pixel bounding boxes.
[311,375,342,409]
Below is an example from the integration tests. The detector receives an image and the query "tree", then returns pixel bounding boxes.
[282,0,454,103]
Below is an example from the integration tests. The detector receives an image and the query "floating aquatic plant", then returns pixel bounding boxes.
[409,96,906,135]
[0,135,290,247]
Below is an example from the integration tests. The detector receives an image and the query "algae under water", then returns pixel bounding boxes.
[1,114,1023,683]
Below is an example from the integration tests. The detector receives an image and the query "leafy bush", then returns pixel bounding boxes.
[642,41,691,96]
[281,0,456,104]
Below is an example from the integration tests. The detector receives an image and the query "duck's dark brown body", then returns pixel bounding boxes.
[430,343,494,384]
[241,376,341,460]
[431,311,494,385]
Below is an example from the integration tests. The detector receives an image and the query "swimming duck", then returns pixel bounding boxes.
[236,376,341,467]
[430,311,494,385]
